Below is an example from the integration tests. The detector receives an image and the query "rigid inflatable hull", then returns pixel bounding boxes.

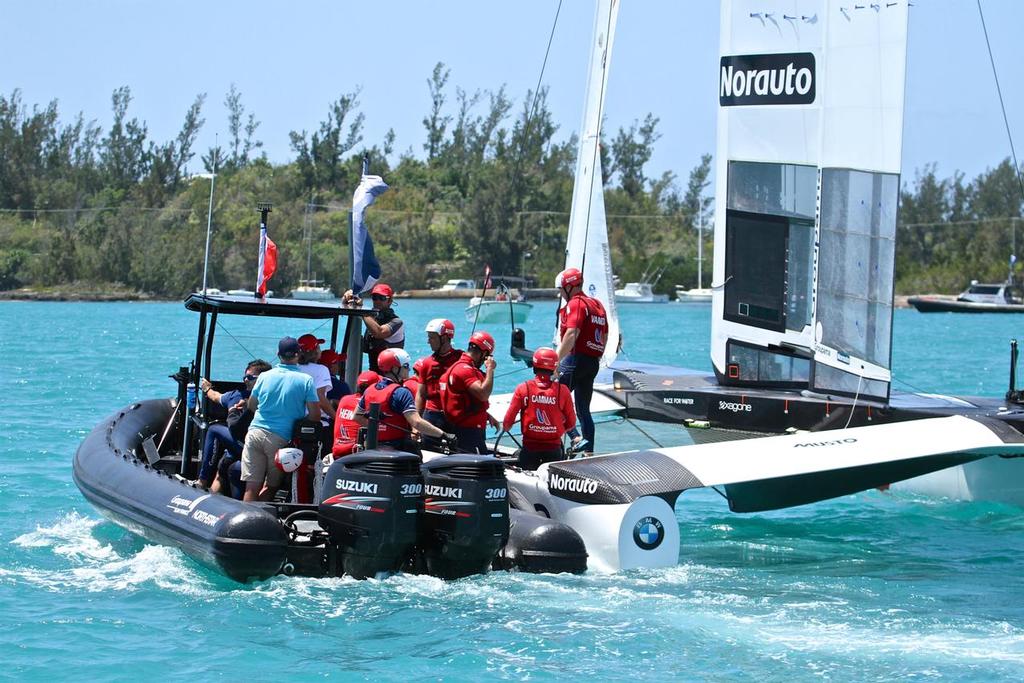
[73,399,288,582]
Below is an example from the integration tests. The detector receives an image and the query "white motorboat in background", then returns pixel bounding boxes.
[615,280,668,303]
[291,279,335,301]
[675,285,712,303]
[465,285,532,323]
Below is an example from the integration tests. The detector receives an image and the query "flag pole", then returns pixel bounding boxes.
[255,202,272,298]
[200,142,218,295]
[343,156,370,389]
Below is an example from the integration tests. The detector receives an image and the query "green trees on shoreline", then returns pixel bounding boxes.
[1,69,1021,298]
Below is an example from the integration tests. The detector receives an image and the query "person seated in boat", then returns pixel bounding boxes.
[502,348,577,471]
[341,283,405,372]
[332,370,379,458]
[196,359,272,491]
[417,319,463,449]
[297,333,338,458]
[356,349,453,455]
[439,331,499,454]
[240,337,321,502]
[495,291,508,302]
[318,349,352,409]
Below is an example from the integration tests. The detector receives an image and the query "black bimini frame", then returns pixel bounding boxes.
[178,293,367,475]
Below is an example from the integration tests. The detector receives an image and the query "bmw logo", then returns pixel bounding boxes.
[632,516,664,550]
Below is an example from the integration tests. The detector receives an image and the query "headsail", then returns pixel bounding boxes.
[561,0,621,368]
[711,1,910,400]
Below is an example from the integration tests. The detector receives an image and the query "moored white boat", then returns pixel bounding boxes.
[614,281,668,303]
[291,279,335,301]
[675,286,712,303]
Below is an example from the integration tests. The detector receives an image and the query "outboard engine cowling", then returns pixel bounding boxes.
[419,455,510,579]
[318,450,423,579]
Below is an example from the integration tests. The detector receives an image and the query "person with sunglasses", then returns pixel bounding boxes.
[196,359,272,491]
[343,283,405,372]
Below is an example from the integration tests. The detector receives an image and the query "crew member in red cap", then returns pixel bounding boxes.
[332,370,378,458]
[358,349,453,455]
[502,348,577,470]
[555,267,608,455]
[440,330,497,454]
[296,334,335,425]
[318,349,351,410]
[342,283,405,372]
[417,318,462,448]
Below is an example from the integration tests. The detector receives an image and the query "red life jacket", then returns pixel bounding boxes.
[332,393,362,458]
[559,293,609,357]
[519,378,572,447]
[421,348,461,412]
[403,376,422,404]
[440,353,488,428]
[361,381,409,443]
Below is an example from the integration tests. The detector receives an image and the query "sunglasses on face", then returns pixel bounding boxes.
[243,374,258,381]
[371,295,387,301]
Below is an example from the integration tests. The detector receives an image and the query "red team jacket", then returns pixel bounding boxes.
[559,292,609,357]
[502,376,576,450]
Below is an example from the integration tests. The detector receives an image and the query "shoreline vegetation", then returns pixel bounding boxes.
[1,72,1022,300]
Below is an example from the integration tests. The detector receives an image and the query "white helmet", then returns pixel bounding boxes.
[378,348,412,375]
[424,318,455,338]
[274,447,304,473]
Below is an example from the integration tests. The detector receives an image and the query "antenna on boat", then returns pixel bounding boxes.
[200,139,218,296]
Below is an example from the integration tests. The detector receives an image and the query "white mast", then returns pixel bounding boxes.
[561,0,621,368]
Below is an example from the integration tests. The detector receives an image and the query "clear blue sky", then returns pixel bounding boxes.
[4,0,1022,195]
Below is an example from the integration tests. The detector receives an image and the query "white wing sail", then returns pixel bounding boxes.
[561,0,620,368]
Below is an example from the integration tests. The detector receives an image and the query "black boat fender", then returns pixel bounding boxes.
[73,399,288,582]
[498,508,589,574]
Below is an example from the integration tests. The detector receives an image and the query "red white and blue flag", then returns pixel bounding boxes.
[256,217,278,298]
[350,175,389,295]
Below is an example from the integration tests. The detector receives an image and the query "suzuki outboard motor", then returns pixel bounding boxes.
[419,455,510,579]
[318,450,423,579]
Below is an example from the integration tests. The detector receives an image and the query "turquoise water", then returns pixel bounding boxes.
[3,300,1024,680]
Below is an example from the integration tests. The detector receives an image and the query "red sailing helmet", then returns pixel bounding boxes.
[371,283,394,298]
[468,331,495,355]
[556,267,584,289]
[356,370,380,390]
[413,358,425,376]
[377,348,412,374]
[532,348,559,372]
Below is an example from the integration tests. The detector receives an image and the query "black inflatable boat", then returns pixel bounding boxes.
[73,293,587,582]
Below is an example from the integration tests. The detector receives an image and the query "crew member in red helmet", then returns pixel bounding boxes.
[440,330,497,454]
[555,267,608,454]
[357,348,453,455]
[502,348,577,470]
[342,282,405,372]
[332,370,379,458]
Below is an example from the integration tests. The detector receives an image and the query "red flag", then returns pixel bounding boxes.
[257,232,277,297]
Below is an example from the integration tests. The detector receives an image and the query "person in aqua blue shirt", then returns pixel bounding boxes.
[241,337,321,501]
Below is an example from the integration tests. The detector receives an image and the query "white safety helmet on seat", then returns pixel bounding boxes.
[274,447,304,473]
[424,318,455,338]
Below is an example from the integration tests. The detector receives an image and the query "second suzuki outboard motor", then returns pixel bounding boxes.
[318,450,423,579]
[419,455,510,579]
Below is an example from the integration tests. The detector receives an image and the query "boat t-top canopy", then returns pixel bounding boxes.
[185,293,364,320]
